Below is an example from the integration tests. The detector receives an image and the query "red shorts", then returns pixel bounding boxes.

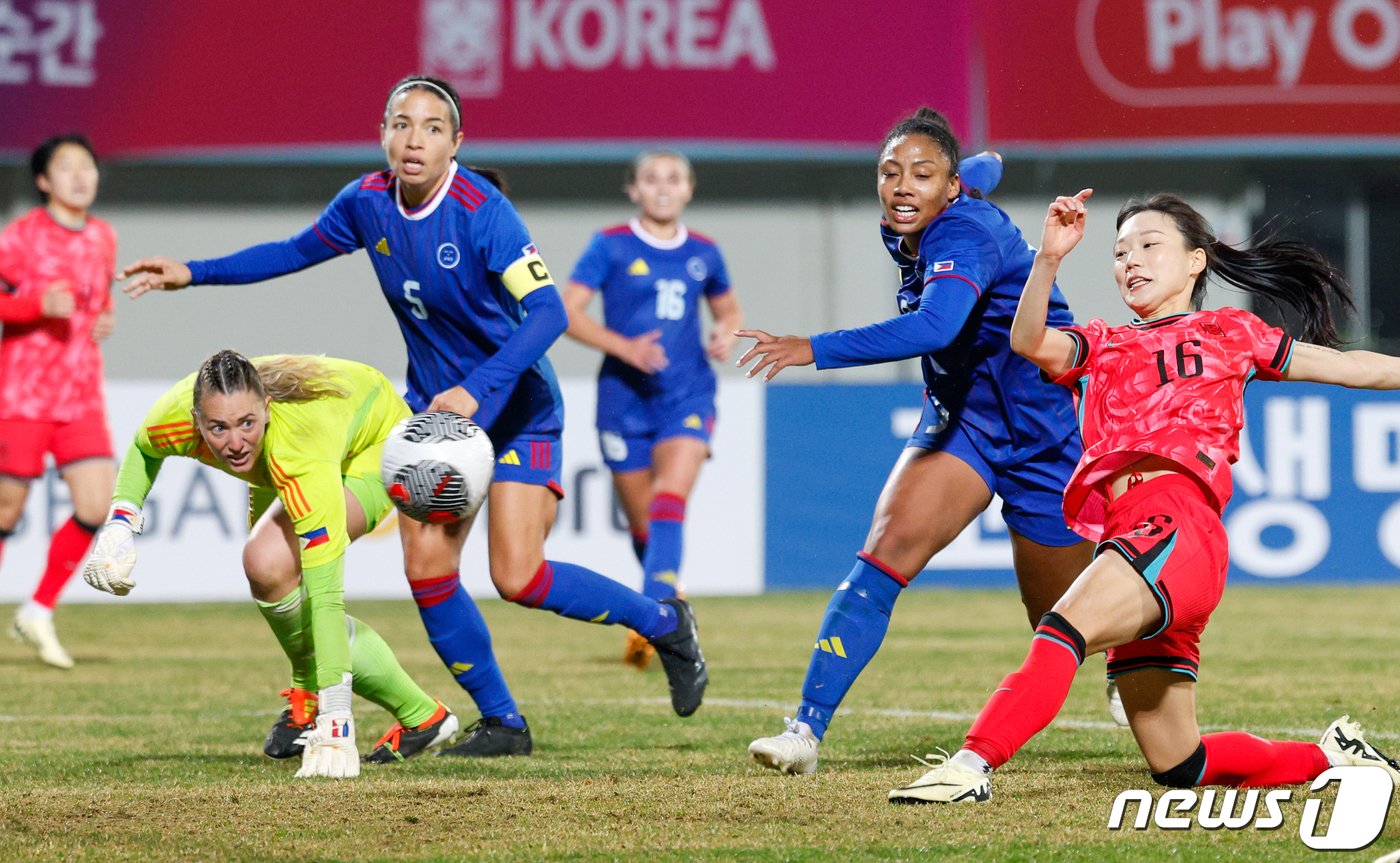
[1098,474,1228,681]
[0,413,114,480]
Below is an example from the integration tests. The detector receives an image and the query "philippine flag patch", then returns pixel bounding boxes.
[521,242,539,256]
[299,527,330,551]
[933,260,955,273]
[111,506,139,527]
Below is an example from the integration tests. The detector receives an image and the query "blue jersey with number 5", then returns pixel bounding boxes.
[570,220,730,403]
[312,164,562,437]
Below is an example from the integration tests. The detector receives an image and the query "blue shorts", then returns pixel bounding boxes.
[492,431,564,499]
[907,400,1082,547]
[597,383,715,473]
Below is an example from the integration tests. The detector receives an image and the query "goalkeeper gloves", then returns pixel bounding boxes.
[82,502,144,596]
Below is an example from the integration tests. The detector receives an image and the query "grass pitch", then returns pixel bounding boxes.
[2,585,1397,862]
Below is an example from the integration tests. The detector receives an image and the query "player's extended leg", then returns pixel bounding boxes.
[490,480,707,716]
[750,448,991,774]
[1119,669,1397,788]
[245,492,443,760]
[889,551,1158,802]
[14,460,113,669]
[397,513,532,758]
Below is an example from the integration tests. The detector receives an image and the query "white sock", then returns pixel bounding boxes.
[1324,746,1350,768]
[950,748,993,774]
[18,601,52,620]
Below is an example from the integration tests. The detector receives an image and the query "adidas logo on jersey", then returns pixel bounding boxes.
[375,238,390,256]
[628,258,650,276]
[683,414,703,430]
[499,450,522,466]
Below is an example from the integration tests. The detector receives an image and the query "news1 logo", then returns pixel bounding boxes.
[1108,766,1394,851]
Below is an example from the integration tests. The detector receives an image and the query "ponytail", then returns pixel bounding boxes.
[1117,194,1354,347]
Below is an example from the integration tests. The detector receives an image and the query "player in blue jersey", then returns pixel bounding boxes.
[563,149,743,669]
[118,75,709,745]
[741,108,1096,774]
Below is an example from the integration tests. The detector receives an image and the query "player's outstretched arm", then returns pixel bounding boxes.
[1286,342,1400,390]
[119,257,192,298]
[1011,191,1091,377]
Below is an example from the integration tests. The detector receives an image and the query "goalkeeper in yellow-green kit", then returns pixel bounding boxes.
[82,350,518,777]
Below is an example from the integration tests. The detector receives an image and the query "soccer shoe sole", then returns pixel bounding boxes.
[888,779,991,804]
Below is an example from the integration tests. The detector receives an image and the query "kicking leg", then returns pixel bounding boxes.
[750,448,990,774]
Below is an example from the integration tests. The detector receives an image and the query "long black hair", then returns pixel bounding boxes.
[1117,194,1354,348]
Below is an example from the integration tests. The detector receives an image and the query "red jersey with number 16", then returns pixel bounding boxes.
[1049,308,1293,541]
[0,207,116,422]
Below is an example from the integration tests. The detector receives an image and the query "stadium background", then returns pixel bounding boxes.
[1,0,1399,600]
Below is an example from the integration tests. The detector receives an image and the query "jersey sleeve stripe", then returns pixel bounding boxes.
[266,456,311,519]
[312,225,348,254]
[147,421,193,432]
[452,177,487,207]
[1269,336,1295,372]
[922,272,982,297]
[446,188,482,212]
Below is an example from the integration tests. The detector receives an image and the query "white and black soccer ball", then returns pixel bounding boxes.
[381,412,494,524]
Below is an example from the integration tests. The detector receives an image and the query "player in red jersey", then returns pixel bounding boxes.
[0,135,117,669]
[889,190,1400,803]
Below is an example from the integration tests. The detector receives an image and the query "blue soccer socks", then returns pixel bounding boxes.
[797,553,905,740]
[508,560,677,640]
[642,492,686,600]
[410,572,519,721]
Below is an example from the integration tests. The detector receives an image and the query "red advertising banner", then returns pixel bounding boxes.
[982,0,1400,148]
[0,0,972,160]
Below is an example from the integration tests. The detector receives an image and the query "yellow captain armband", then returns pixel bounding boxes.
[501,252,555,301]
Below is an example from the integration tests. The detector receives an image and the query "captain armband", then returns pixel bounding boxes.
[501,253,555,301]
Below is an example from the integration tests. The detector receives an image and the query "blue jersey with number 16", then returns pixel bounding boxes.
[312,163,563,438]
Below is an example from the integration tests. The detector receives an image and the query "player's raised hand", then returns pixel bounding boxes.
[428,386,479,418]
[622,330,668,374]
[41,281,75,318]
[736,328,814,382]
[119,256,192,298]
[1040,189,1093,260]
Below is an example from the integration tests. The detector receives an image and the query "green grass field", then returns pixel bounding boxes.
[2,585,1397,862]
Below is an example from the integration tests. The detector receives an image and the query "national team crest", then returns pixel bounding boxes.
[437,242,461,269]
[421,0,503,98]
[686,256,708,281]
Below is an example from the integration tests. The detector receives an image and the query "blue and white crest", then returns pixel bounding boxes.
[437,242,461,269]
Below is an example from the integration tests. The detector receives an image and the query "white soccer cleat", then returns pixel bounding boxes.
[1319,715,1400,782]
[748,717,819,775]
[294,714,360,779]
[1106,681,1130,728]
[888,751,992,804]
[11,612,74,669]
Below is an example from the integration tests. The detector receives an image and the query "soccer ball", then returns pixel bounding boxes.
[381,412,495,524]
